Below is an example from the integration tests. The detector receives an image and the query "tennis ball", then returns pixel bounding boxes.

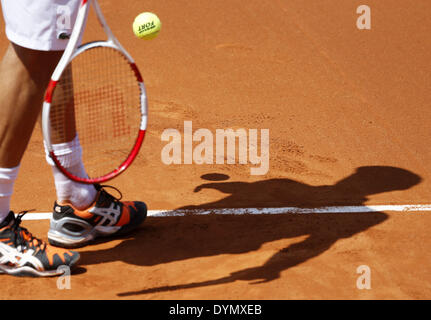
[133,12,161,40]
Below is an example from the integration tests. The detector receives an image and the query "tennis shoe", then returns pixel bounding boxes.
[48,184,147,248]
[0,211,80,277]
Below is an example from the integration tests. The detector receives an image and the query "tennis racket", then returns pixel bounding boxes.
[42,0,148,184]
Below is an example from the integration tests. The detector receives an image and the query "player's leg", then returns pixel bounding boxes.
[0,0,94,212]
[43,64,98,210]
[0,43,63,219]
[0,0,147,250]
[0,44,80,276]
[0,46,95,217]
[46,74,148,248]
[0,0,83,276]
[0,0,84,220]
[45,66,148,248]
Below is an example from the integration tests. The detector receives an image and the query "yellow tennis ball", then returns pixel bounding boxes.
[133,12,161,40]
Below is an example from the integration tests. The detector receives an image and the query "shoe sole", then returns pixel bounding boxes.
[0,253,80,277]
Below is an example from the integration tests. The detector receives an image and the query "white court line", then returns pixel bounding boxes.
[20,204,431,220]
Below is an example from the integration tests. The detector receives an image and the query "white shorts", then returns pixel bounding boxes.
[1,0,81,51]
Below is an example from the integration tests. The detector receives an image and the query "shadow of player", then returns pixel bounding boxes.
[77,166,421,296]
[182,166,421,209]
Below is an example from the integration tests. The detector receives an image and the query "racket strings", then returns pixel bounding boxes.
[49,46,142,179]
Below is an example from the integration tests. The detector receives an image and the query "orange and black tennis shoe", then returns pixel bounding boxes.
[0,211,80,277]
[48,184,147,248]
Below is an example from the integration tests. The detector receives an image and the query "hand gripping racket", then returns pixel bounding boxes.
[42,0,148,184]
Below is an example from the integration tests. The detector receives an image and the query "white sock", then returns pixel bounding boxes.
[45,135,97,210]
[0,165,19,222]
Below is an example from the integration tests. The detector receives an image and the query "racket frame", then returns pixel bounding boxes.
[42,0,148,184]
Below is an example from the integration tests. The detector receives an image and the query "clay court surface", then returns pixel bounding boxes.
[1,0,430,299]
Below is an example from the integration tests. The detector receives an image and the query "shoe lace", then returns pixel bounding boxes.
[11,210,46,252]
[95,184,123,204]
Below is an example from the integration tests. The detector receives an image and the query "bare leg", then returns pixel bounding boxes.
[0,43,63,167]
[0,43,95,212]
[41,63,97,209]
[48,65,78,144]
